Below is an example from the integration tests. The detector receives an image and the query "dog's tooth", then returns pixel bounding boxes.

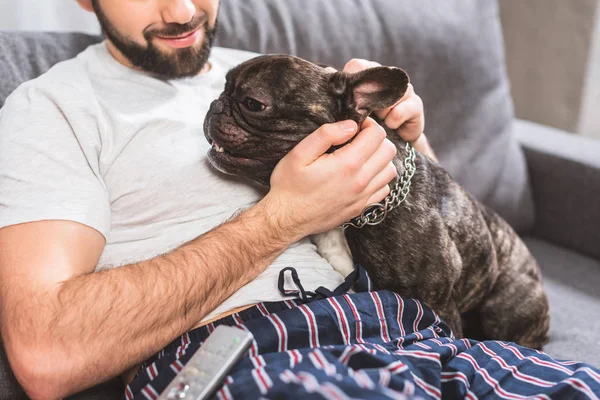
[212,142,225,152]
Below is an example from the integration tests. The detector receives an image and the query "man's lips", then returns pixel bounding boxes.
[155,29,201,48]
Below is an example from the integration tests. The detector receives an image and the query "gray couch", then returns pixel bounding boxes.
[1,0,598,398]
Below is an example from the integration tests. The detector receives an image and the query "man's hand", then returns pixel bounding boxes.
[343,59,438,162]
[266,118,397,237]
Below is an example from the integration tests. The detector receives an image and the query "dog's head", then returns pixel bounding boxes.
[203,54,409,185]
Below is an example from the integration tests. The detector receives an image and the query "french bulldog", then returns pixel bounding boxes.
[203,54,550,349]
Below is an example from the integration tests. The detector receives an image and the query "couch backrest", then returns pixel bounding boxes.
[214,0,533,229]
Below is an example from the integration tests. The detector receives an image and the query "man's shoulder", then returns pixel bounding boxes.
[3,45,101,111]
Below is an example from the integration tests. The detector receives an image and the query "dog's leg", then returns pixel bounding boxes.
[311,229,355,277]
[476,209,551,349]
[478,262,550,349]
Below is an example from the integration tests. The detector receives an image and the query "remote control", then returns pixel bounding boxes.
[158,325,254,400]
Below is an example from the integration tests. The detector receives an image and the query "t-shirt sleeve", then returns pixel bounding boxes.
[0,82,111,239]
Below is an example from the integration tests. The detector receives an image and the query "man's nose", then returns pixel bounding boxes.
[160,0,196,25]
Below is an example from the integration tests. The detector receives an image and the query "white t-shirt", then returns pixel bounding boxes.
[0,42,344,322]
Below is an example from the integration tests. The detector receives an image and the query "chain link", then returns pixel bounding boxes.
[341,142,417,230]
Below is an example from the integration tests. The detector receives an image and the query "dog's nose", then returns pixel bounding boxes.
[209,98,230,116]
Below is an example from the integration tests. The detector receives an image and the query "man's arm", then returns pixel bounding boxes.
[0,202,291,398]
[0,119,397,399]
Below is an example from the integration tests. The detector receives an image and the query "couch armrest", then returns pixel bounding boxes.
[515,119,600,260]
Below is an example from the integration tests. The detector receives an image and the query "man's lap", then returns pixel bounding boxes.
[125,290,600,400]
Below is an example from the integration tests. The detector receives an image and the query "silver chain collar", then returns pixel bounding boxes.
[341,142,417,230]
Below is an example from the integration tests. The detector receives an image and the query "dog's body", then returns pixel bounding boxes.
[203,54,550,348]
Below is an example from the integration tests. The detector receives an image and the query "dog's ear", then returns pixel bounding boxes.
[332,67,410,117]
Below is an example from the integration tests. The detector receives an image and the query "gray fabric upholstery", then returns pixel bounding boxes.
[0,31,101,108]
[214,0,535,231]
[523,237,600,368]
[0,348,24,399]
[516,120,600,260]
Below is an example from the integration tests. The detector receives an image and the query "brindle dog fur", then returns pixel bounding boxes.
[203,54,550,349]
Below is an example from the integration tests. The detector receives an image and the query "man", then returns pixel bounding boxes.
[5,2,599,400]
[0,0,433,397]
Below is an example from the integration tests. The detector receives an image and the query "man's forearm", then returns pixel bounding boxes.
[19,199,296,397]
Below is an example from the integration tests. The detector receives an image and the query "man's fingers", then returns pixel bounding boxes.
[383,97,424,142]
[359,140,397,186]
[343,58,381,73]
[362,161,397,196]
[334,117,386,166]
[373,83,415,120]
[290,120,358,165]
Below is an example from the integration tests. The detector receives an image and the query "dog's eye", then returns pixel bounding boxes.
[242,97,266,112]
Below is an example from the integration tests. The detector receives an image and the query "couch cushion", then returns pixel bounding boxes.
[523,236,600,367]
[215,0,534,231]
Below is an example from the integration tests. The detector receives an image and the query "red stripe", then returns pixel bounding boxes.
[327,298,350,344]
[582,367,600,384]
[270,314,287,352]
[321,383,347,400]
[218,386,232,400]
[388,361,407,374]
[299,305,318,347]
[413,299,423,335]
[564,378,597,398]
[414,342,432,350]
[257,368,271,391]
[125,386,134,400]
[479,343,553,387]
[258,303,269,316]
[459,353,537,399]
[285,299,296,309]
[251,369,268,394]
[442,371,469,386]
[496,342,575,375]
[412,373,441,399]
[309,352,325,369]
[342,294,364,343]
[290,349,301,367]
[394,293,406,336]
[142,386,158,400]
[371,292,391,342]
[173,360,183,372]
[393,349,440,363]
[233,313,243,324]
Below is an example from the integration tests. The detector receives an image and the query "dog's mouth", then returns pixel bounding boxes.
[211,140,225,153]
[206,135,250,161]
[208,137,229,155]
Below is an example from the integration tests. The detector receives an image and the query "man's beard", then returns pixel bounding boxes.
[92,0,217,79]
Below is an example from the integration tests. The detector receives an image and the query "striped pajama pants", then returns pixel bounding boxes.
[125,269,600,399]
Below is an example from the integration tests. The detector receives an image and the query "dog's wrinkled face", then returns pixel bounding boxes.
[203,54,409,186]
